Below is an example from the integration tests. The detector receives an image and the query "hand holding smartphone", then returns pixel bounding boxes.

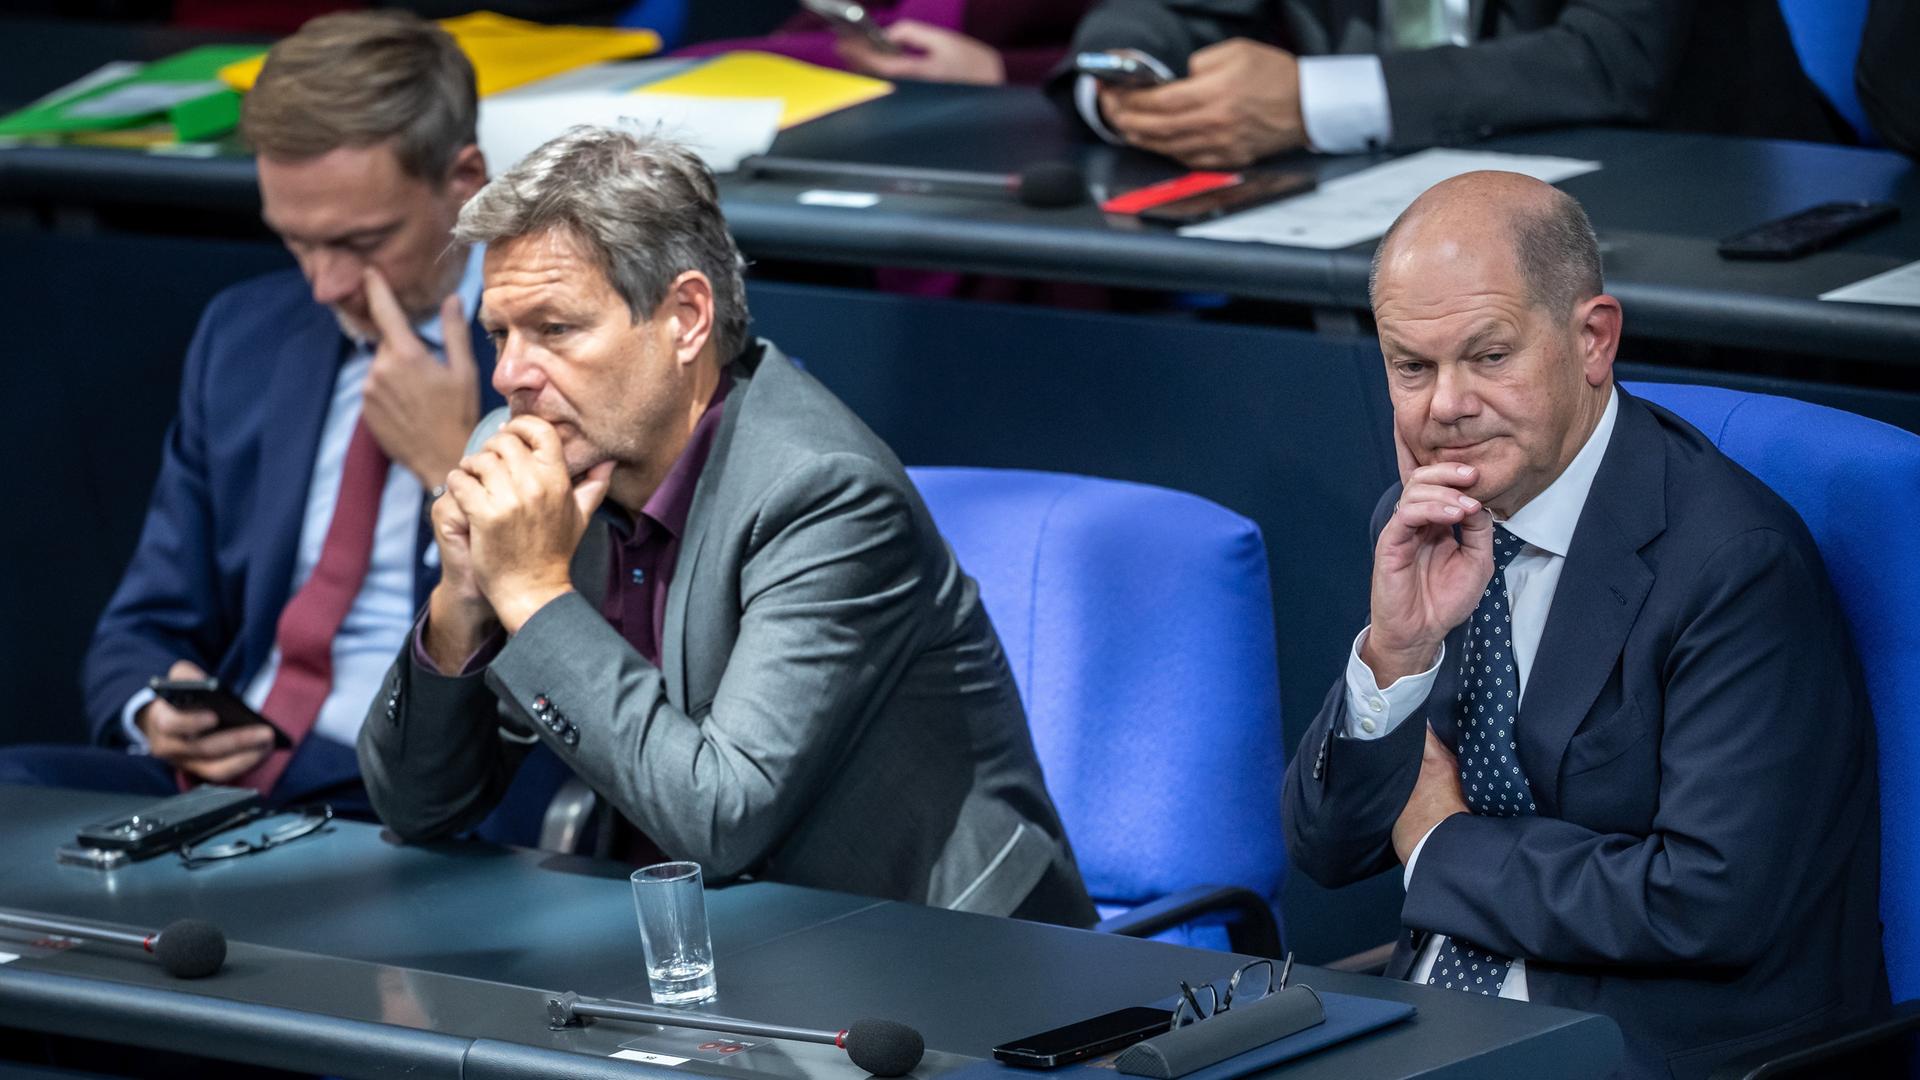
[801,0,903,55]
[1074,50,1174,89]
[148,676,293,749]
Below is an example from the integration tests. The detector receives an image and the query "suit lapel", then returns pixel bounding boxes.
[1518,391,1665,813]
[248,304,347,670]
[662,344,762,712]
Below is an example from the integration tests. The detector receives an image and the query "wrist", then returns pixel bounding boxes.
[426,582,497,670]
[490,579,573,635]
[1361,631,1440,686]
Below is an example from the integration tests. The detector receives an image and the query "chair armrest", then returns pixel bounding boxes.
[1095,885,1283,958]
[1322,941,1396,975]
[1707,998,1920,1080]
[538,777,599,853]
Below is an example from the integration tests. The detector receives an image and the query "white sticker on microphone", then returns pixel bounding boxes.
[798,189,881,209]
[612,1049,690,1066]
[0,952,18,965]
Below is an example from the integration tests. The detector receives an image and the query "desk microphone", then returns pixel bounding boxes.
[740,155,1088,209]
[548,991,925,1076]
[0,910,226,978]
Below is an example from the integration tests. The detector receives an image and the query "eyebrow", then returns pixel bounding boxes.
[1381,320,1512,362]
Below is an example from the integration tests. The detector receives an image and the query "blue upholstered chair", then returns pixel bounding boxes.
[908,467,1288,955]
[1776,0,1874,142]
[1626,382,1920,1074]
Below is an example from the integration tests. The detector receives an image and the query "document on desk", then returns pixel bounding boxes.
[1179,148,1601,249]
[1820,260,1920,307]
[477,90,780,174]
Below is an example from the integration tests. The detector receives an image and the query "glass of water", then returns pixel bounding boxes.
[630,861,717,1005]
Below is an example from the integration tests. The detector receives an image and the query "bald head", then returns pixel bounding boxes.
[1370,172,1601,319]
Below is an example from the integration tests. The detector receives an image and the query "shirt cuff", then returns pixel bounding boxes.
[1343,626,1443,739]
[1403,816,1444,889]
[120,688,157,753]
[1297,54,1392,154]
[412,610,504,676]
[1074,73,1129,146]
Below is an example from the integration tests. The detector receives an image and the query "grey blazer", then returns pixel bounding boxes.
[1053,0,1845,148]
[358,342,1096,926]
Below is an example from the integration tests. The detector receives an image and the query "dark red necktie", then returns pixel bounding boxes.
[223,419,391,796]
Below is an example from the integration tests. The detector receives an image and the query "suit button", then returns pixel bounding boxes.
[561,728,579,747]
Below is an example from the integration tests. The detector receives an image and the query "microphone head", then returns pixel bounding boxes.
[153,919,226,979]
[843,1018,924,1077]
[1015,162,1088,209]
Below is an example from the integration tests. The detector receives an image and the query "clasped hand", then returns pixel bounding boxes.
[430,417,614,644]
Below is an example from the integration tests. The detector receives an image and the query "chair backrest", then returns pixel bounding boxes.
[1776,0,1873,142]
[908,467,1287,943]
[1626,381,1920,1002]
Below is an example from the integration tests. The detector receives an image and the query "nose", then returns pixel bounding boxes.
[1428,360,1477,425]
[491,332,545,399]
[307,248,363,309]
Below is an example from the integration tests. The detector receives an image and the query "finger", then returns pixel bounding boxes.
[1457,507,1495,555]
[501,415,564,468]
[179,723,278,761]
[188,745,274,784]
[1400,482,1481,514]
[363,267,415,347]
[1405,462,1479,490]
[856,51,928,79]
[439,294,478,385]
[461,448,514,501]
[445,466,490,515]
[1119,74,1222,116]
[150,705,219,740]
[1392,424,1417,486]
[167,658,208,680]
[572,459,615,522]
[883,19,946,50]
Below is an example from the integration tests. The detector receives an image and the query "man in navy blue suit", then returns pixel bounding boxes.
[1283,172,1887,1078]
[0,11,497,808]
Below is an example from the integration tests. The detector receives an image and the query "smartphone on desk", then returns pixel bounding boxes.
[1138,169,1317,226]
[148,676,293,748]
[992,1006,1172,1068]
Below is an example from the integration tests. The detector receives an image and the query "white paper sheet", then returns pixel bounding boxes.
[63,79,228,120]
[1179,148,1602,249]
[1819,259,1920,307]
[477,91,779,174]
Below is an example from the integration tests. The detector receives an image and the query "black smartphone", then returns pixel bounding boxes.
[1717,200,1899,260]
[148,676,293,748]
[991,1006,1171,1068]
[1138,169,1318,227]
[1074,50,1173,89]
[76,785,261,856]
[799,0,902,55]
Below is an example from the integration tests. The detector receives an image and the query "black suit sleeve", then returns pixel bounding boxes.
[1401,528,1869,968]
[1857,0,1920,157]
[1378,0,1696,147]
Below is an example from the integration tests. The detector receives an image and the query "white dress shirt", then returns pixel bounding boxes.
[122,248,483,752]
[1342,386,1620,999]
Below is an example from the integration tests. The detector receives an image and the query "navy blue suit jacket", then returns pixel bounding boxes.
[81,269,500,768]
[1284,388,1887,1079]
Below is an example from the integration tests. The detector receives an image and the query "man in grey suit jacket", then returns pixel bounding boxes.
[1056,0,1846,166]
[357,126,1096,927]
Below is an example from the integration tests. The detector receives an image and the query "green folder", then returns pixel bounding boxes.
[0,44,265,140]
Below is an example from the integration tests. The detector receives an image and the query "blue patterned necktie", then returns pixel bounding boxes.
[1427,525,1535,995]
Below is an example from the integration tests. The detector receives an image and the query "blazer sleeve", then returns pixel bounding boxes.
[1282,484,1430,888]
[1401,527,1867,968]
[361,453,938,879]
[80,296,236,746]
[1378,0,1696,148]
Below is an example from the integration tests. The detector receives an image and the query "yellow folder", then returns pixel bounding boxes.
[217,11,660,99]
[634,52,892,130]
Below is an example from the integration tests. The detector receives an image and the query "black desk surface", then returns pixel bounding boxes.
[0,785,1622,1079]
[1,16,1915,366]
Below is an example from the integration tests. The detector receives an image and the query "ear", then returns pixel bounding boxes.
[656,270,716,367]
[1575,293,1622,388]
[443,143,488,204]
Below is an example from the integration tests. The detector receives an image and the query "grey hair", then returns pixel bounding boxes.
[1369,185,1603,317]
[455,125,750,360]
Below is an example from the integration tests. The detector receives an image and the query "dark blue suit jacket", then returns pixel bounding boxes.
[81,269,500,778]
[1284,388,1887,1079]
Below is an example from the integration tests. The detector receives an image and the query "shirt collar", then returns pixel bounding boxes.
[1499,384,1619,558]
[413,244,485,351]
[633,370,735,541]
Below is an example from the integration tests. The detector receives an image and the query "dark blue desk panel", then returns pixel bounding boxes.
[0,785,1623,1080]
